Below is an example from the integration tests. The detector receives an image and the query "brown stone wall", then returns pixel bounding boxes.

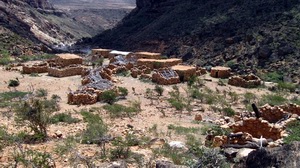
[171,65,197,81]
[210,67,231,78]
[22,64,48,74]
[137,59,182,70]
[228,74,261,88]
[134,52,161,59]
[48,66,84,78]
[68,92,98,105]
[152,69,181,85]
[260,104,288,123]
[91,49,112,58]
[55,55,83,67]
[280,104,300,115]
[230,118,283,140]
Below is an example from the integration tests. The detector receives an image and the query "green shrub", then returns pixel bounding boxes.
[103,103,140,118]
[167,124,201,135]
[110,136,131,160]
[100,90,117,104]
[14,97,59,141]
[80,111,107,144]
[13,146,54,167]
[243,92,256,104]
[8,79,20,87]
[35,88,48,97]
[187,75,198,87]
[0,126,14,151]
[201,124,231,136]
[260,93,287,106]
[118,87,128,97]
[284,120,300,144]
[0,56,11,65]
[259,71,283,83]
[277,82,297,92]
[50,113,80,124]
[223,107,235,117]
[154,85,164,96]
[0,91,29,101]
[193,148,229,168]
[168,98,185,111]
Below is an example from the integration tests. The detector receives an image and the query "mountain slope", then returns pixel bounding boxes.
[0,0,95,53]
[86,0,300,82]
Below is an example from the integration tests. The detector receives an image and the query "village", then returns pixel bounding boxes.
[0,48,299,167]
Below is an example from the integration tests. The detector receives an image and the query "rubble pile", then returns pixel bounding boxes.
[228,74,261,88]
[152,68,180,85]
[171,65,197,81]
[22,62,48,74]
[196,67,207,76]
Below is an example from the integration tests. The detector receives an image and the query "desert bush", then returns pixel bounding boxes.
[0,126,14,151]
[259,71,283,83]
[100,90,117,104]
[260,93,287,106]
[8,78,20,87]
[92,57,104,67]
[80,111,108,144]
[103,103,140,118]
[187,75,198,87]
[14,96,59,141]
[13,145,55,168]
[223,107,235,117]
[0,56,11,65]
[50,113,80,124]
[284,120,300,144]
[201,124,231,136]
[35,88,48,97]
[277,82,297,92]
[118,87,128,97]
[154,85,164,96]
[110,136,131,160]
[20,54,56,62]
[193,147,229,168]
[243,92,256,104]
[167,124,201,135]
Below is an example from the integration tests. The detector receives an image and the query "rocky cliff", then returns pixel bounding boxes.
[0,0,95,53]
[86,0,300,82]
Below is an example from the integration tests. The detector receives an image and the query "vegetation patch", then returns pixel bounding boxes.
[103,103,140,118]
[284,120,300,144]
[50,113,80,124]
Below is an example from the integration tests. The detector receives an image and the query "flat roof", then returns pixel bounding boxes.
[171,65,196,71]
[56,53,82,59]
[138,58,182,63]
[135,52,161,55]
[110,50,132,56]
[211,66,231,70]
[92,48,112,51]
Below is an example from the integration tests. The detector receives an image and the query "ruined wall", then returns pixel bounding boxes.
[22,63,48,74]
[152,68,180,85]
[91,49,112,58]
[210,66,231,78]
[171,65,196,81]
[48,66,84,78]
[280,104,300,116]
[230,118,283,140]
[228,74,261,88]
[68,91,98,105]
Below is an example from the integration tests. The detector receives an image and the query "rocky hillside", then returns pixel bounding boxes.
[0,0,96,53]
[86,0,300,82]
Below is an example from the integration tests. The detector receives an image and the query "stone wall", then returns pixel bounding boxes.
[210,66,231,78]
[259,103,300,123]
[152,68,181,85]
[228,74,261,88]
[48,66,84,78]
[91,49,112,58]
[230,118,283,140]
[137,58,182,70]
[68,91,98,105]
[22,62,48,74]
[55,54,83,67]
[171,65,196,81]
[134,52,161,59]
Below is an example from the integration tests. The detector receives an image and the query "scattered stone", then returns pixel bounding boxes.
[168,141,186,149]
[236,148,255,161]
[194,113,202,121]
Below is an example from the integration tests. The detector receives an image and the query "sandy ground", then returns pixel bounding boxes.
[0,65,272,167]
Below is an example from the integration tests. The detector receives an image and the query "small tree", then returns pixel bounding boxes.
[154,85,164,96]
[15,96,59,141]
[101,90,117,104]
